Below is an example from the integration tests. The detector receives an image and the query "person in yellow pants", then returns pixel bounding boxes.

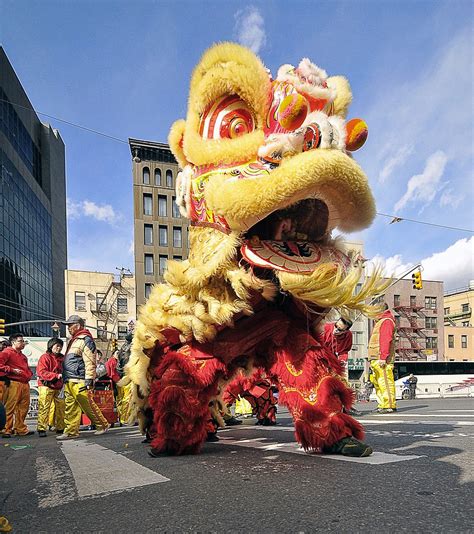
[0,334,33,437]
[368,304,397,413]
[37,338,66,437]
[58,315,110,440]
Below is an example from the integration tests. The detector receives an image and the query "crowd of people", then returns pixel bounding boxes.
[0,304,404,440]
[0,315,133,439]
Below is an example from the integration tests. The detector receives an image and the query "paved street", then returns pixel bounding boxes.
[1,398,473,533]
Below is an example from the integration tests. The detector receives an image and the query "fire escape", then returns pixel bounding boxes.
[393,300,427,361]
[90,269,133,348]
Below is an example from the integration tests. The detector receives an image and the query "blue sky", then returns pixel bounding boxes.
[1,0,473,290]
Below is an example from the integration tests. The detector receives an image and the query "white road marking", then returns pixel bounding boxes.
[218,436,421,464]
[358,419,474,426]
[60,440,169,498]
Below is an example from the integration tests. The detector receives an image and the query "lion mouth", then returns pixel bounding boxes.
[244,198,330,243]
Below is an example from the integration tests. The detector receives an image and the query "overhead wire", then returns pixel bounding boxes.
[3,97,472,234]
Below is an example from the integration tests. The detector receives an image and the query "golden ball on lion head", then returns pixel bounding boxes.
[277,93,309,130]
[345,118,368,151]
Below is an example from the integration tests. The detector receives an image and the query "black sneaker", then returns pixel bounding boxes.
[38,430,47,437]
[206,433,219,442]
[225,416,243,426]
[56,429,64,435]
[18,431,35,436]
[2,433,11,439]
[324,437,373,457]
[345,408,363,416]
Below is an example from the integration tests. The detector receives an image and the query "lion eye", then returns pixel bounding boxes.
[199,95,255,140]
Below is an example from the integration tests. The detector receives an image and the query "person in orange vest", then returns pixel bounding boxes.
[368,304,397,413]
[36,338,65,437]
[0,333,34,437]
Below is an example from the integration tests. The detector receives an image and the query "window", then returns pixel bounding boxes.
[448,335,454,348]
[96,292,106,312]
[410,295,416,308]
[395,315,401,327]
[75,291,86,311]
[461,335,468,349]
[166,170,173,188]
[143,167,150,184]
[159,255,167,275]
[159,225,168,246]
[117,296,128,314]
[394,294,400,307]
[462,303,469,313]
[144,254,154,275]
[444,307,450,315]
[117,321,128,340]
[172,196,181,218]
[426,337,438,349]
[425,296,437,310]
[145,283,152,299]
[154,168,161,186]
[143,194,153,216]
[353,331,364,344]
[144,224,153,245]
[462,321,470,327]
[173,255,182,261]
[173,227,182,248]
[425,317,437,329]
[158,195,167,217]
[97,321,107,341]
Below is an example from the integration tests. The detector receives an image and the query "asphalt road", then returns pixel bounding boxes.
[1,398,473,533]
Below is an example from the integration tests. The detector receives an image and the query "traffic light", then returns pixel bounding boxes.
[111,338,118,352]
[0,318,4,335]
[412,270,423,290]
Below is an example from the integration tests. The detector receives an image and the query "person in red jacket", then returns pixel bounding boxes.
[0,333,33,437]
[317,317,353,380]
[37,338,65,437]
[315,317,361,416]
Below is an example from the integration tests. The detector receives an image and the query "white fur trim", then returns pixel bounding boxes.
[276,60,336,103]
[175,165,193,218]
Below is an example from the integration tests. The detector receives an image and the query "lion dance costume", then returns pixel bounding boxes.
[124,43,389,457]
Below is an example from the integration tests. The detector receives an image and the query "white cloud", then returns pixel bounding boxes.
[67,198,119,224]
[369,237,474,290]
[234,6,266,54]
[128,240,134,255]
[421,237,474,289]
[378,145,413,183]
[368,254,413,279]
[439,188,463,209]
[394,151,448,213]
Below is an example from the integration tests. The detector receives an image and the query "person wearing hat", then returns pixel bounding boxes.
[58,315,110,440]
[0,333,34,437]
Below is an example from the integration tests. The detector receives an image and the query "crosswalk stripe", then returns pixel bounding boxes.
[217,436,421,464]
[59,440,169,498]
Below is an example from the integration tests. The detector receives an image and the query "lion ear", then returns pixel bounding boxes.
[326,76,352,118]
[168,119,188,168]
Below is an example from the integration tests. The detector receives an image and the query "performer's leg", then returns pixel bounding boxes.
[2,381,19,435]
[148,350,225,455]
[53,392,65,432]
[63,382,83,437]
[13,383,30,435]
[272,339,371,456]
[370,361,385,409]
[37,386,54,432]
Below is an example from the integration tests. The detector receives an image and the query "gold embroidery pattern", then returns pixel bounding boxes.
[285,360,303,377]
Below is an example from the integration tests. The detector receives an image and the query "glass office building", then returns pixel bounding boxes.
[0,47,67,336]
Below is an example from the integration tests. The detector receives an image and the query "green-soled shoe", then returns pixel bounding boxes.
[324,437,373,457]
